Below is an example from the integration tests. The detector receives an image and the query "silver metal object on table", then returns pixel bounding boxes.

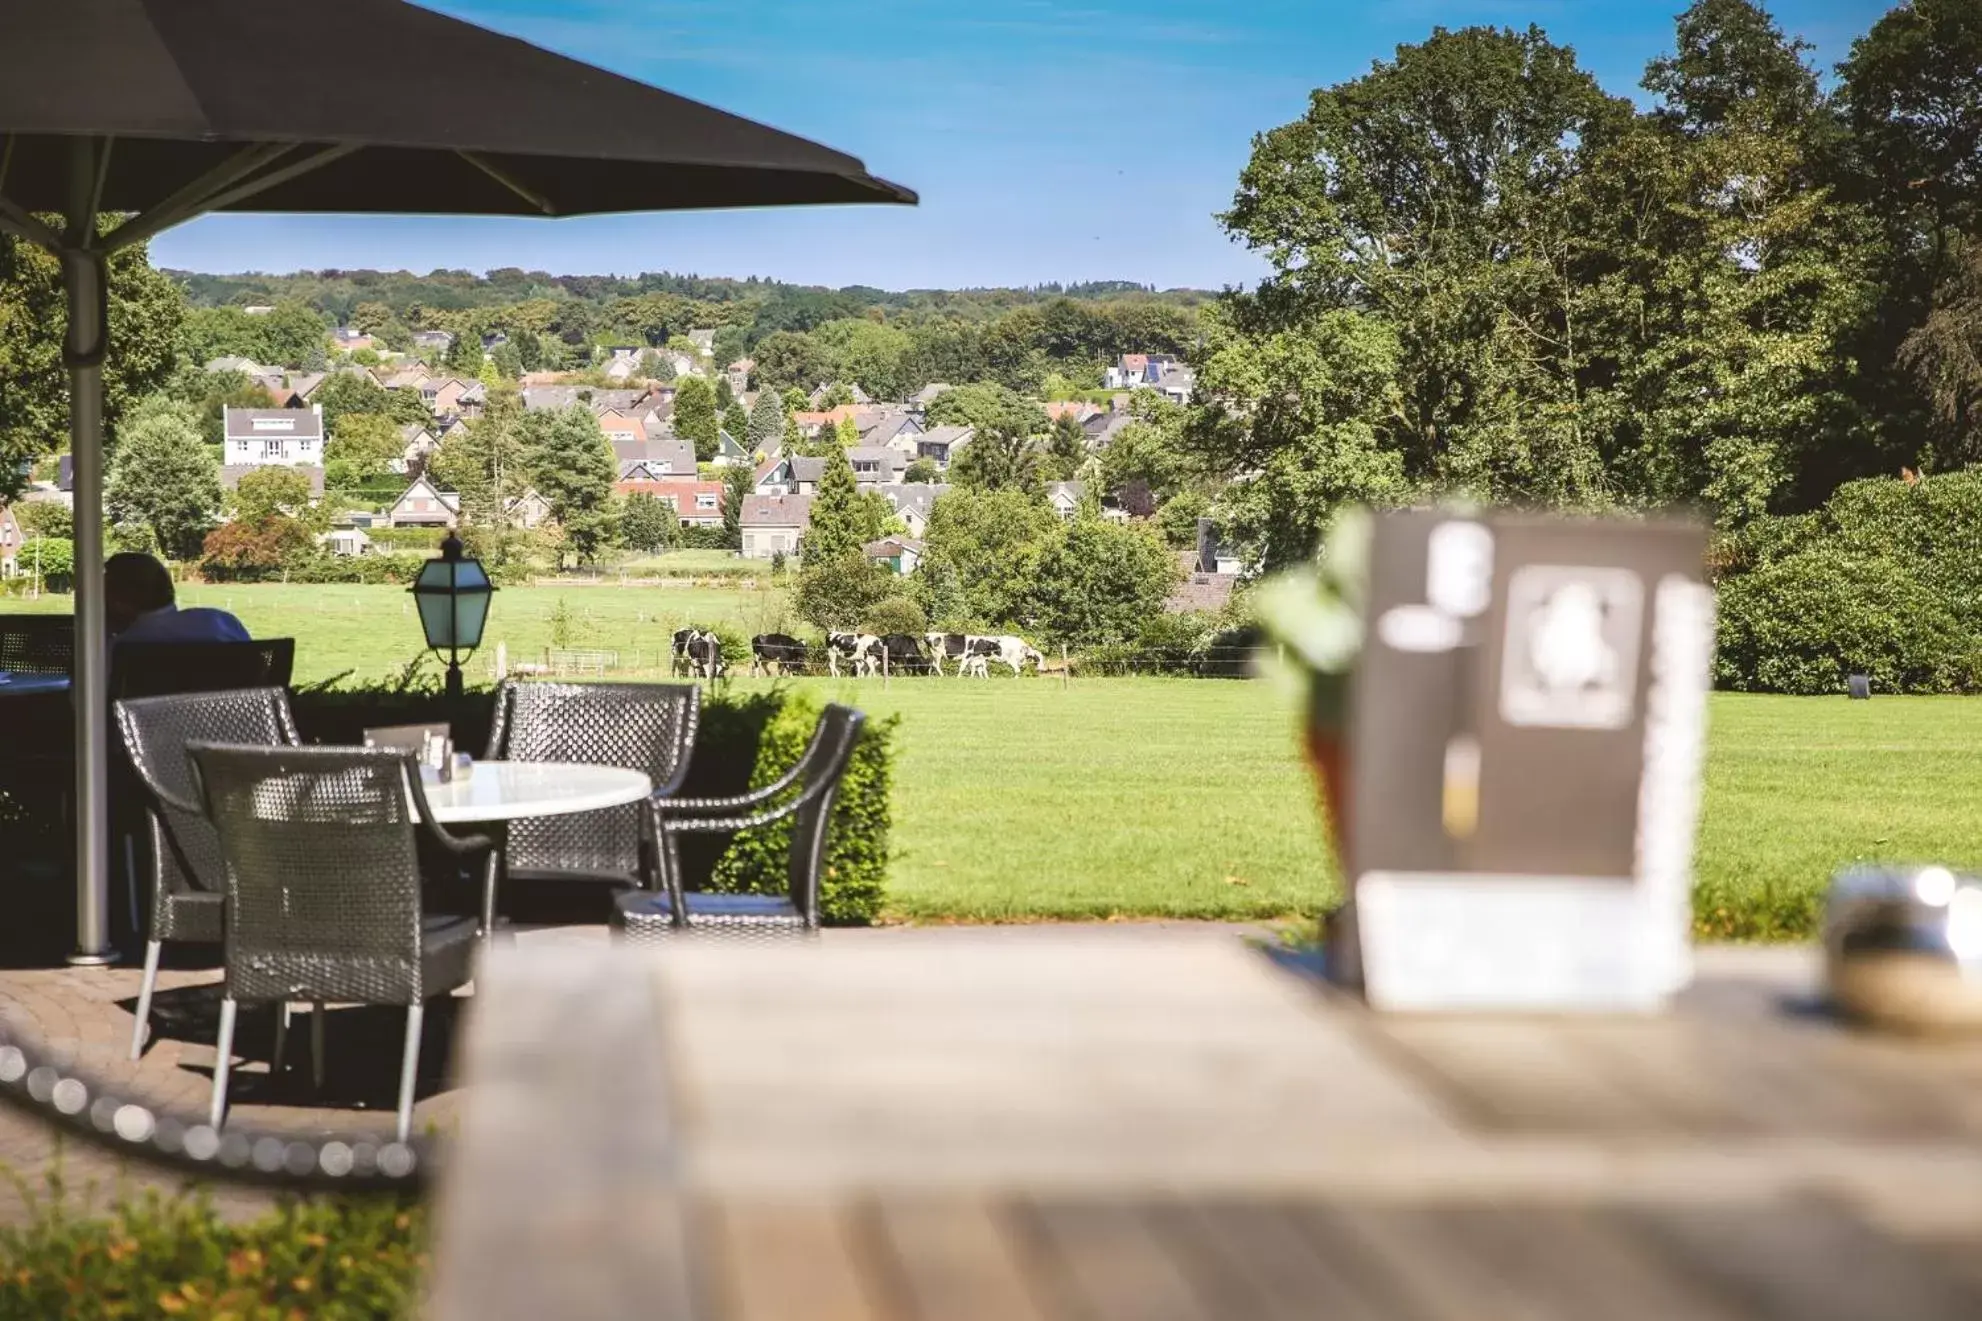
[1825,863,1982,1031]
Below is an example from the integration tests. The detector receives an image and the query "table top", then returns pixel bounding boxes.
[432,933,1982,1321]
[0,672,70,697]
[420,759,651,823]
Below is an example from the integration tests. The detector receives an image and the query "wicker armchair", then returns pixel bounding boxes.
[0,616,74,675]
[484,681,699,887]
[113,687,301,1061]
[187,743,491,1140]
[621,704,864,940]
[112,639,295,701]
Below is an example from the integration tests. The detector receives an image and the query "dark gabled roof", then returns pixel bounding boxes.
[740,492,813,527]
[223,406,323,441]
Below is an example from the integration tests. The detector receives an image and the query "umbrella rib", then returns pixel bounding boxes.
[457,151,557,216]
[0,191,64,253]
[102,142,302,252]
[178,143,363,222]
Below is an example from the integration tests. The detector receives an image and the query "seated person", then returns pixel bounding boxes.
[105,553,251,645]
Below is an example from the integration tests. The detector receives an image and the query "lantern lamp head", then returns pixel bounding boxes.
[409,533,494,697]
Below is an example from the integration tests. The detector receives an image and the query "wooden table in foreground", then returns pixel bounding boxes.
[430,931,1982,1320]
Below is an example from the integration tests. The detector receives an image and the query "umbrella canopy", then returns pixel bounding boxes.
[0,0,914,217]
[0,0,913,967]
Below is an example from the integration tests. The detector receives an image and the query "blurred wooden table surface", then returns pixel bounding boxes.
[430,930,1982,1320]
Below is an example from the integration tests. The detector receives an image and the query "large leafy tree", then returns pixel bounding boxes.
[0,229,184,502]
[673,375,720,461]
[324,412,406,488]
[923,381,1046,438]
[913,487,1056,627]
[1028,511,1179,646]
[948,426,1044,495]
[313,371,430,432]
[430,387,533,567]
[751,330,833,393]
[105,396,220,560]
[721,463,755,547]
[618,492,680,552]
[522,404,617,563]
[799,445,869,562]
[258,300,328,368]
[232,465,323,530]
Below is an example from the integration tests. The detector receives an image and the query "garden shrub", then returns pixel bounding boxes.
[0,1185,425,1320]
[1714,544,1982,695]
[707,688,895,924]
[290,679,892,921]
[860,595,927,638]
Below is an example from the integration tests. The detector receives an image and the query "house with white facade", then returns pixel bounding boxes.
[388,476,461,529]
[915,425,973,469]
[0,504,21,577]
[876,483,948,540]
[223,406,324,468]
[1104,353,1181,391]
[848,446,907,486]
[740,493,813,560]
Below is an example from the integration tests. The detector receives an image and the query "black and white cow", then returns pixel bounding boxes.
[674,628,725,679]
[976,634,1045,676]
[750,633,808,677]
[926,632,1042,677]
[825,631,879,678]
[925,632,970,676]
[873,633,935,675]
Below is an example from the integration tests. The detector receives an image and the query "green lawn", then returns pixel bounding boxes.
[8,583,1978,934]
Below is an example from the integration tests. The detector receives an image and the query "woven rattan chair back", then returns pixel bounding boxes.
[0,615,74,675]
[783,704,865,916]
[113,639,295,701]
[189,743,431,1006]
[114,688,300,929]
[485,681,699,881]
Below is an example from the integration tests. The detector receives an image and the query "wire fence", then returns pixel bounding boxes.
[485,639,1266,684]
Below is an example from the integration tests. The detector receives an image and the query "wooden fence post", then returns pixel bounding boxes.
[1061,643,1070,690]
[882,645,891,690]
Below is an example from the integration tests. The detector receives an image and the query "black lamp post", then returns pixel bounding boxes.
[410,533,495,701]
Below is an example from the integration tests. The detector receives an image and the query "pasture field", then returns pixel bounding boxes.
[8,582,1980,934]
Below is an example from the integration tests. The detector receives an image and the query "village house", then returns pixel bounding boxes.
[223,406,324,468]
[1043,400,1103,423]
[791,405,860,437]
[612,436,697,478]
[1084,409,1135,448]
[1046,481,1085,520]
[863,536,924,576]
[755,455,827,496]
[739,493,813,560]
[858,410,924,454]
[1103,353,1181,391]
[724,357,754,397]
[332,326,375,353]
[876,483,948,540]
[319,526,374,557]
[1151,366,1196,406]
[397,423,439,474]
[915,424,974,468]
[909,383,952,412]
[388,475,461,529]
[0,504,22,577]
[422,377,483,417]
[711,430,750,466]
[810,383,872,408]
[411,329,455,354]
[205,355,265,376]
[505,489,554,530]
[847,446,907,486]
[619,479,726,527]
[382,366,434,392]
[265,372,325,408]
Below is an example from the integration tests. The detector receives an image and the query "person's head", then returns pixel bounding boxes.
[104,553,175,635]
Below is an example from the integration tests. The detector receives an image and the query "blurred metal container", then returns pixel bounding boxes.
[1825,864,1982,1031]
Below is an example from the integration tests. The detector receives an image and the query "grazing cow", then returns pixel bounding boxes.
[925,632,970,676]
[678,628,725,679]
[826,631,880,678]
[959,652,990,679]
[671,628,696,676]
[977,634,1045,676]
[750,633,808,677]
[873,633,934,676]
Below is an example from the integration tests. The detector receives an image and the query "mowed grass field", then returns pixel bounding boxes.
[10,582,1982,933]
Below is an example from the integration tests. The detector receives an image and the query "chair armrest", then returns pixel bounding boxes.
[423,821,496,857]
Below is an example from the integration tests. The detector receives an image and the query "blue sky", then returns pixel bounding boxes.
[151,0,1894,290]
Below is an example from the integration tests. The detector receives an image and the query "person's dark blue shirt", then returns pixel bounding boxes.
[115,604,251,645]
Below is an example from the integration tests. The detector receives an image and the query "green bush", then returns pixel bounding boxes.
[860,596,927,638]
[1715,544,1982,695]
[360,526,447,551]
[708,689,895,924]
[0,1184,424,1320]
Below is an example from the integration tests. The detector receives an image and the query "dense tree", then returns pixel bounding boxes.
[799,445,868,562]
[324,412,405,488]
[313,371,430,432]
[199,515,314,581]
[923,381,1047,438]
[1045,413,1088,480]
[673,375,721,461]
[259,301,329,368]
[903,457,939,484]
[721,463,755,546]
[618,492,680,552]
[793,553,899,631]
[722,401,750,447]
[522,404,617,563]
[913,488,1057,626]
[105,396,220,560]
[232,465,320,527]
[949,427,1044,495]
[490,340,524,380]
[812,319,914,400]
[746,386,786,453]
[165,366,277,450]
[429,388,533,567]
[1028,511,1179,646]
[444,330,485,375]
[0,229,184,502]
[752,330,833,393]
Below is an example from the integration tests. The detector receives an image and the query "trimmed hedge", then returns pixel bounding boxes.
[0,1186,424,1319]
[707,690,895,924]
[290,680,892,923]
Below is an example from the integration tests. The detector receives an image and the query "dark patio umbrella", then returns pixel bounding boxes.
[0,0,914,963]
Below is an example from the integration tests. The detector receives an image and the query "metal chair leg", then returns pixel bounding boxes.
[128,940,161,1061]
[272,1002,290,1077]
[209,997,238,1129]
[396,1003,425,1143]
[311,1001,326,1093]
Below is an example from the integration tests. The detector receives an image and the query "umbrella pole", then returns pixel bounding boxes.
[64,142,114,965]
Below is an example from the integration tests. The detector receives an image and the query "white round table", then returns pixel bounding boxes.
[421,760,652,824]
